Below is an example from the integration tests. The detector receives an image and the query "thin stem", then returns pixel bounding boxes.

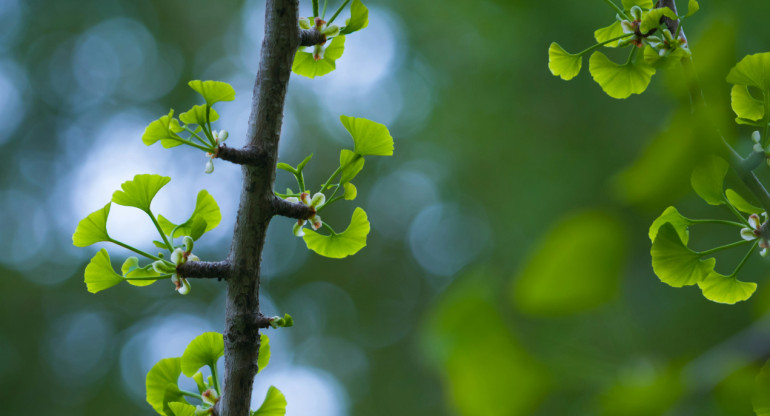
[576,33,634,56]
[147,211,174,252]
[322,0,328,19]
[204,106,217,147]
[179,389,203,401]
[321,221,337,235]
[209,364,222,396]
[320,166,344,193]
[689,219,747,228]
[699,239,752,257]
[602,0,630,20]
[316,195,344,213]
[763,91,770,148]
[625,45,637,65]
[167,136,215,153]
[274,191,302,198]
[297,171,306,192]
[125,274,173,281]
[184,127,210,146]
[730,240,759,277]
[327,0,351,25]
[723,196,751,226]
[108,239,162,261]
[312,0,319,17]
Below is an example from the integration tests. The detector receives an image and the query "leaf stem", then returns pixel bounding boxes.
[327,0,351,25]
[108,239,162,261]
[602,0,630,20]
[320,166,344,193]
[699,239,752,257]
[316,195,344,213]
[730,240,758,278]
[576,33,634,56]
[209,364,222,396]
[168,136,215,153]
[689,219,746,228]
[147,211,174,252]
[625,45,637,65]
[312,0,319,17]
[179,389,203,400]
[722,196,751,227]
[184,127,211,147]
[321,221,337,236]
[124,274,173,281]
[762,91,770,148]
[322,0,328,19]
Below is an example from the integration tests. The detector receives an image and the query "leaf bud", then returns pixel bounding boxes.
[171,248,186,265]
[753,131,762,143]
[299,17,311,30]
[194,405,213,416]
[322,24,340,37]
[214,130,228,143]
[183,236,194,253]
[300,192,311,205]
[188,254,200,262]
[293,220,306,237]
[152,260,176,274]
[630,6,643,21]
[286,196,299,203]
[205,159,215,174]
[310,215,322,230]
[620,20,636,34]
[177,277,191,295]
[202,388,219,405]
[310,192,326,208]
[193,371,207,393]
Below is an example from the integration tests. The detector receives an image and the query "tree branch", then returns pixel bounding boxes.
[221,1,301,415]
[217,145,268,166]
[177,261,231,280]
[271,195,315,220]
[299,28,326,46]
[254,313,273,329]
[656,0,680,35]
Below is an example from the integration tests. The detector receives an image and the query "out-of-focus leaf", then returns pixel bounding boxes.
[691,155,728,206]
[754,359,770,416]
[599,363,683,416]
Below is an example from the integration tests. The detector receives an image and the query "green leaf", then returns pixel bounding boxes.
[303,207,370,258]
[258,333,271,373]
[726,189,762,214]
[511,211,627,316]
[121,256,139,275]
[188,80,236,106]
[146,357,185,416]
[736,117,764,127]
[340,115,394,156]
[112,174,171,213]
[339,149,364,184]
[84,249,124,294]
[649,206,692,244]
[730,84,764,121]
[158,190,221,239]
[179,104,219,126]
[73,203,111,247]
[121,257,160,287]
[340,0,369,35]
[297,153,313,172]
[622,0,653,10]
[643,44,691,68]
[343,182,357,200]
[181,332,224,377]
[252,386,287,416]
[292,35,345,78]
[594,21,624,48]
[640,8,678,34]
[690,155,728,206]
[168,402,197,416]
[153,240,168,249]
[589,51,656,99]
[143,110,186,148]
[727,52,770,91]
[277,163,297,174]
[686,0,700,17]
[651,223,715,287]
[698,270,756,304]
[547,42,583,81]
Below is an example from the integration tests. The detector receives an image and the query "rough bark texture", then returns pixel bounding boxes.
[272,195,316,220]
[221,1,301,415]
[177,260,231,280]
[217,145,268,166]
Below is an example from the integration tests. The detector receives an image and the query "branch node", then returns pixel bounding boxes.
[272,195,316,220]
[176,261,231,280]
[299,28,326,47]
[216,144,268,166]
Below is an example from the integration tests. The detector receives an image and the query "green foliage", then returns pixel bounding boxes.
[146,357,187,416]
[698,270,757,304]
[727,52,770,92]
[339,149,364,183]
[340,115,395,156]
[621,0,653,9]
[303,207,370,258]
[691,156,729,205]
[168,402,197,416]
[547,43,582,80]
[731,85,765,121]
[726,189,762,214]
[651,223,715,288]
[599,364,683,416]
[686,0,700,17]
[179,104,219,126]
[112,174,171,213]
[594,22,624,48]
[122,257,161,287]
[251,386,287,416]
[639,8,677,34]
[158,190,222,240]
[754,359,770,415]
[143,110,186,148]
[342,182,357,200]
[72,203,112,247]
[511,211,627,316]
[589,51,655,99]
[649,206,692,244]
[339,0,369,35]
[293,35,346,79]
[180,332,225,377]
[84,249,125,294]
[188,80,236,106]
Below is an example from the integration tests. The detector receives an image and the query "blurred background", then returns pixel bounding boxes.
[3,0,770,414]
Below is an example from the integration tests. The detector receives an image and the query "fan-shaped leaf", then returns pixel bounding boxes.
[343,183,357,200]
[339,149,364,184]
[84,249,124,294]
[143,110,186,148]
[651,223,715,287]
[121,257,160,287]
[73,203,111,247]
[340,115,394,156]
[181,332,224,377]
[594,21,625,49]
[158,190,221,239]
[698,270,756,304]
[168,402,197,416]
[730,84,764,121]
[622,0,653,9]
[340,0,368,35]
[112,174,171,213]
[686,0,700,17]
[691,155,728,206]
[146,357,185,416]
[252,386,287,416]
[188,80,236,106]
[649,206,692,244]
[727,52,770,91]
[292,36,345,78]
[548,43,583,81]
[589,51,655,99]
[640,8,678,34]
[179,104,219,126]
[726,189,762,214]
[303,207,370,258]
[258,334,271,373]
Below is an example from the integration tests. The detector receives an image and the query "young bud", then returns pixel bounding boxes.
[314,17,325,28]
[741,228,757,241]
[310,215,322,230]
[214,130,228,142]
[313,44,324,61]
[188,254,200,262]
[753,131,762,143]
[171,248,185,265]
[152,260,176,274]
[201,388,219,405]
[754,143,764,153]
[662,29,674,43]
[193,371,207,394]
[322,24,340,37]
[293,220,306,237]
[762,248,769,257]
[177,277,191,295]
[310,192,326,208]
[299,17,311,29]
[205,159,214,174]
[300,192,311,205]
[620,20,636,34]
[183,236,194,253]
[630,6,643,21]
[286,196,299,203]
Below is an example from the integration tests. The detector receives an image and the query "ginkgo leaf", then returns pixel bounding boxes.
[589,51,656,99]
[181,332,224,377]
[292,36,345,78]
[686,0,700,17]
[112,174,171,213]
[121,257,160,287]
[168,402,197,416]
[339,149,364,184]
[303,207,370,258]
[639,7,678,34]
[73,203,111,247]
[698,270,756,304]
[730,84,764,121]
[258,333,270,373]
[188,80,236,106]
[727,52,770,91]
[179,104,219,126]
[340,0,368,35]
[84,249,124,294]
[343,183,357,200]
[146,357,186,416]
[649,206,692,244]
[340,115,394,156]
[726,189,762,214]
[158,190,221,239]
[548,43,583,81]
[594,21,624,48]
[252,386,287,416]
[143,110,186,148]
[622,0,653,10]
[690,155,728,206]
[651,223,715,287]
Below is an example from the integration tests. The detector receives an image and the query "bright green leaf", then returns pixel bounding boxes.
[649,206,692,244]
[622,0,653,10]
[73,203,111,247]
[340,115,394,156]
[651,223,715,287]
[112,174,171,213]
[252,386,287,416]
[730,84,764,121]
[84,249,124,294]
[343,182,357,200]
[168,402,197,416]
[589,51,656,99]
[548,42,583,81]
[686,0,700,17]
[143,110,186,148]
[643,44,691,68]
[121,256,139,275]
[339,149,364,184]
[122,257,160,287]
[340,0,368,35]
[640,8,678,34]
[153,240,168,249]
[292,35,345,78]
[511,211,627,316]
[181,332,224,377]
[736,117,764,126]
[146,357,185,416]
[258,333,271,373]
[179,104,219,126]
[188,80,236,106]
[594,21,625,48]
[698,270,756,304]
[277,163,297,174]
[297,153,313,171]
[691,155,728,206]
[303,207,370,258]
[726,189,762,214]
[158,190,221,239]
[727,52,770,91]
